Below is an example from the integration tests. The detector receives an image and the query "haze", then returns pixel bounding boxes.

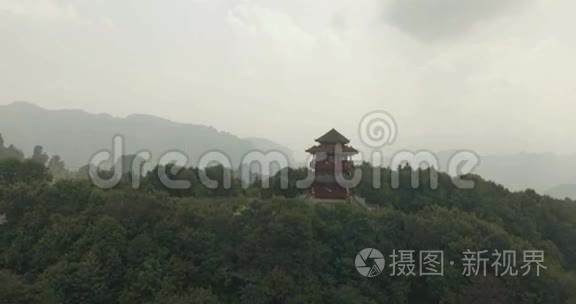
[1,0,575,158]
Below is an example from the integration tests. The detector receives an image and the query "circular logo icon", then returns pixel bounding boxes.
[355,248,385,277]
[359,111,398,148]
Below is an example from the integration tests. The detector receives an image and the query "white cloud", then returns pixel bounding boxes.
[384,0,532,40]
[227,2,319,52]
[0,0,80,21]
[1,0,575,155]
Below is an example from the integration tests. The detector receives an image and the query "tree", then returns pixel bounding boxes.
[0,270,35,304]
[147,288,219,304]
[48,155,68,179]
[0,134,24,161]
[32,145,49,165]
[0,158,51,185]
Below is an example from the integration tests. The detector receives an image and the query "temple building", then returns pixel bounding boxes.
[306,129,358,202]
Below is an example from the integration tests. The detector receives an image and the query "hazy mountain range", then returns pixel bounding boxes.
[1,101,575,199]
[432,151,576,199]
[0,102,294,170]
[476,153,576,196]
[544,184,576,200]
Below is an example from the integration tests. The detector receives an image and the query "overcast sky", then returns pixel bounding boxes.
[1,0,575,158]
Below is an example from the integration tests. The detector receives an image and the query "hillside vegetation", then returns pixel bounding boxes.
[0,143,575,303]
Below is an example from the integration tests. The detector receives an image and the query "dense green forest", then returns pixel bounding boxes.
[1,135,576,303]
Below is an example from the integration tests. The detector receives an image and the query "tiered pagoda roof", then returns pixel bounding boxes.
[306,129,358,154]
[314,128,350,144]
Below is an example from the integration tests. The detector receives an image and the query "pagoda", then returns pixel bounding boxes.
[306,129,358,201]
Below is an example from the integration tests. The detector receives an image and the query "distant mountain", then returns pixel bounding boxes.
[0,102,294,170]
[545,184,576,200]
[245,138,294,159]
[435,151,576,194]
[475,153,576,193]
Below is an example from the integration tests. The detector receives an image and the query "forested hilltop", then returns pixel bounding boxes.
[1,139,576,304]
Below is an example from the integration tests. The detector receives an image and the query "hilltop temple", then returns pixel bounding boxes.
[306,129,358,202]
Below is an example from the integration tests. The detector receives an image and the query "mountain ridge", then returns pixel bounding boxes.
[0,101,294,170]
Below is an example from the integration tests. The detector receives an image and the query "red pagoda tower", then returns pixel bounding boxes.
[306,129,358,201]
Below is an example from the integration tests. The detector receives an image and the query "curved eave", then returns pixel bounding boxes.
[305,145,359,154]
